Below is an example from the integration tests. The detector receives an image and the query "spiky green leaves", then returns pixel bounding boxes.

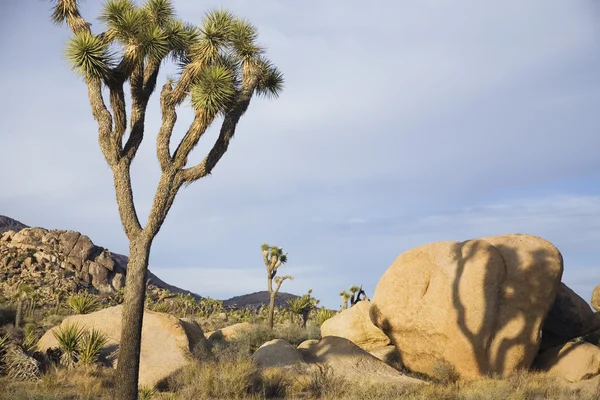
[256,60,284,99]
[100,0,142,43]
[230,18,263,61]
[190,64,236,116]
[50,0,79,25]
[66,31,114,80]
[144,0,175,28]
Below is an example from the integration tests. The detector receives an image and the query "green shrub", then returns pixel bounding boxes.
[67,294,98,315]
[316,308,336,326]
[78,329,108,365]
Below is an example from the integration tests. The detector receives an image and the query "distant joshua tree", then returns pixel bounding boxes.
[262,243,293,329]
[340,285,368,310]
[49,0,283,397]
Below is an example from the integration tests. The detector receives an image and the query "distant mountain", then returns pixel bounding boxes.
[223,290,299,310]
[0,214,200,299]
[0,215,28,234]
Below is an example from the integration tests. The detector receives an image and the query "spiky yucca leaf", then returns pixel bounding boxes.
[21,332,38,354]
[53,324,84,368]
[201,9,235,46]
[166,20,200,60]
[142,25,170,61]
[349,285,361,293]
[279,253,288,264]
[99,0,145,44]
[144,0,175,28]
[139,386,157,399]
[78,329,108,365]
[256,60,284,99]
[66,31,114,79]
[316,308,336,326]
[230,18,263,61]
[190,64,236,115]
[67,293,99,315]
[50,0,79,25]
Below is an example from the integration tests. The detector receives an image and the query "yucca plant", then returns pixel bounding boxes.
[138,386,157,400]
[316,308,336,326]
[51,0,283,396]
[52,323,84,368]
[0,333,9,374]
[78,328,109,365]
[21,331,38,354]
[67,293,98,315]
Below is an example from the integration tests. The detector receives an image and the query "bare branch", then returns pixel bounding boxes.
[86,79,119,165]
[108,84,127,150]
[144,171,184,238]
[274,275,293,294]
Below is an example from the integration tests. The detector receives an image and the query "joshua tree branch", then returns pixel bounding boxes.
[172,111,212,168]
[156,84,176,172]
[180,86,255,183]
[112,161,143,239]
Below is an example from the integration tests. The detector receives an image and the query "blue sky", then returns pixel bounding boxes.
[1,0,599,309]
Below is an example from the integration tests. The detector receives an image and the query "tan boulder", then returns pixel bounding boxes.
[592,285,600,312]
[37,305,205,388]
[534,341,600,382]
[369,345,403,371]
[371,234,563,380]
[541,283,600,350]
[253,339,305,369]
[321,301,390,351]
[207,322,253,341]
[298,336,425,385]
[297,339,319,350]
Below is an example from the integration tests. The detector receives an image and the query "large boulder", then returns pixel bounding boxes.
[370,234,563,380]
[207,322,253,341]
[298,336,425,386]
[592,285,600,312]
[320,301,390,351]
[253,339,305,369]
[37,305,206,388]
[369,345,404,371]
[541,283,600,350]
[534,341,600,382]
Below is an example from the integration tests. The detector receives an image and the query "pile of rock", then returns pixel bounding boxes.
[320,234,600,386]
[0,228,126,304]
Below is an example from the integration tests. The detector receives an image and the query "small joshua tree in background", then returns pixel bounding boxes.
[262,243,293,329]
[348,285,368,307]
[339,290,351,310]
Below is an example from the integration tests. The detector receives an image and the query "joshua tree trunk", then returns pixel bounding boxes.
[267,291,276,329]
[114,236,152,399]
[15,299,23,327]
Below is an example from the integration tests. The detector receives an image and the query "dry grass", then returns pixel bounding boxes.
[0,365,114,399]
[0,351,598,400]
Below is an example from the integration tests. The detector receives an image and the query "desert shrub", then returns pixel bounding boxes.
[316,308,336,326]
[432,361,461,384]
[138,385,157,399]
[78,329,108,365]
[274,323,309,346]
[303,363,346,399]
[168,354,257,399]
[67,294,98,315]
[52,324,84,368]
[3,344,41,381]
[229,323,276,356]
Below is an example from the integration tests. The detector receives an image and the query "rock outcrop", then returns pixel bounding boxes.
[253,339,305,369]
[207,322,253,341]
[541,283,600,350]
[37,305,206,387]
[298,336,425,385]
[371,234,563,380]
[534,341,600,383]
[592,285,600,312]
[0,228,125,299]
[320,301,390,351]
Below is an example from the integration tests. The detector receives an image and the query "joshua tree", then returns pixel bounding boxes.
[339,290,351,310]
[262,243,293,329]
[50,1,283,398]
[348,285,368,306]
[13,284,33,327]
